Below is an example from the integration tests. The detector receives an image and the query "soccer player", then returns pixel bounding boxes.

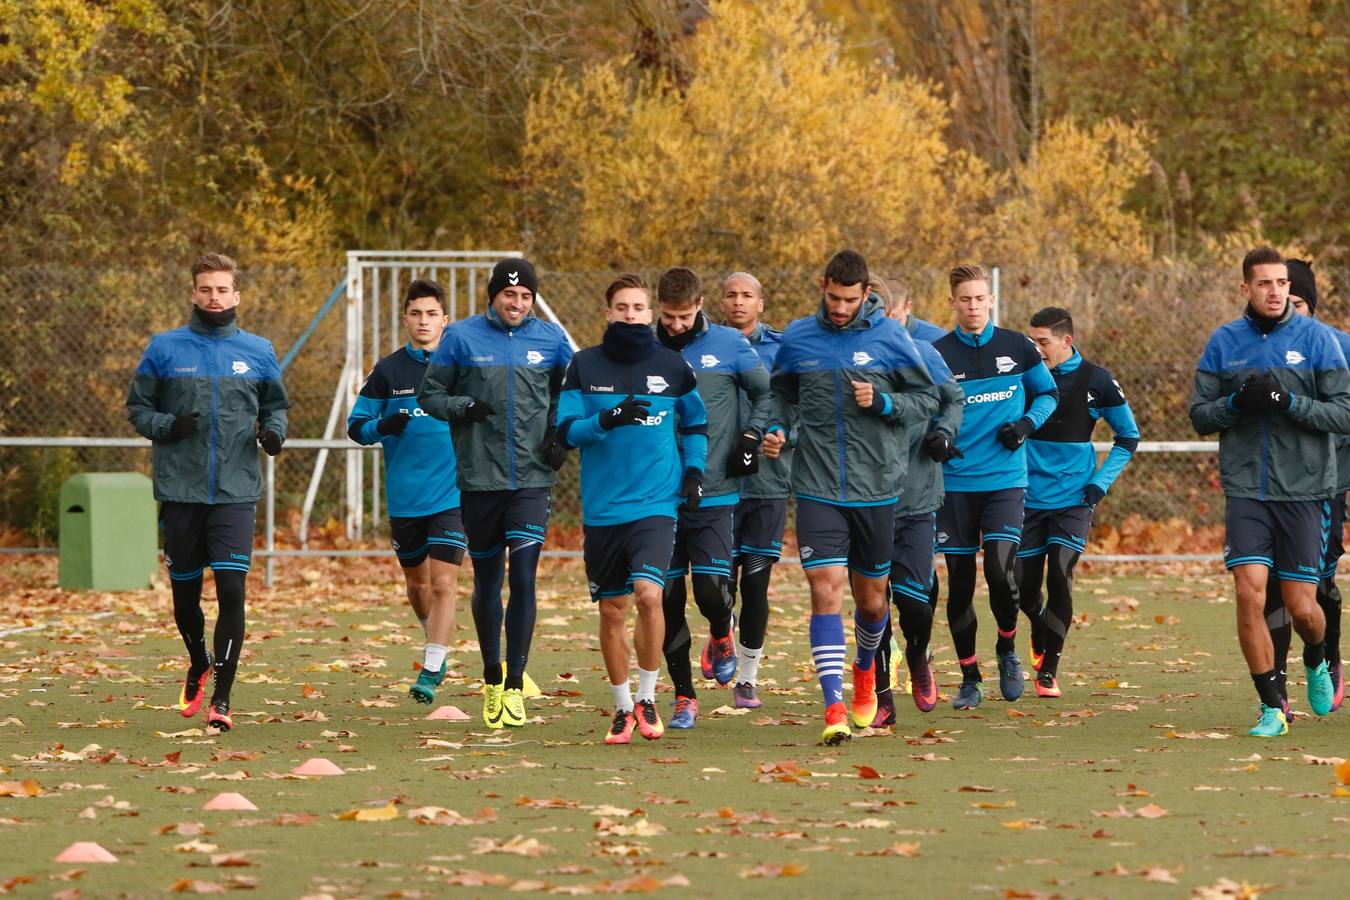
[126,252,290,732]
[1260,259,1348,712]
[770,250,938,744]
[870,277,964,724]
[1190,247,1350,737]
[347,279,463,706]
[932,264,1059,710]
[654,267,772,729]
[722,272,790,710]
[557,274,708,745]
[1018,307,1139,699]
[419,259,574,729]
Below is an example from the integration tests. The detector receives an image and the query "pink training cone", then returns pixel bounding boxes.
[202,792,258,811]
[291,757,345,776]
[54,842,118,863]
[425,705,470,721]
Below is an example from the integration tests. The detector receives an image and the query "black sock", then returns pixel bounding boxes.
[1251,668,1284,709]
[896,591,934,658]
[736,559,773,650]
[874,616,893,694]
[1304,641,1326,669]
[210,571,246,705]
[662,578,696,698]
[1265,581,1291,698]
[504,543,541,688]
[960,660,982,683]
[692,574,733,639]
[1319,579,1342,665]
[470,552,506,685]
[171,574,211,672]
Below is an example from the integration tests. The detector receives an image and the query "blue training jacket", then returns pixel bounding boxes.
[347,343,460,518]
[907,315,947,344]
[740,323,793,501]
[557,341,709,526]
[933,320,1059,492]
[1025,349,1139,510]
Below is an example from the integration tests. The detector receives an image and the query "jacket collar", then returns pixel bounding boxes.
[657,311,710,350]
[815,294,882,333]
[954,318,995,348]
[1243,301,1294,335]
[1052,347,1083,375]
[744,321,772,344]
[188,307,240,339]
[486,305,534,333]
[404,343,433,363]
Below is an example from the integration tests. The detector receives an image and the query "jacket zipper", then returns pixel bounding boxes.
[209,337,220,503]
[506,328,518,489]
[834,345,847,502]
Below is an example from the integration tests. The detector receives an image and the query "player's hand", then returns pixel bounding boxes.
[922,429,963,462]
[762,429,786,460]
[1083,484,1106,508]
[725,432,761,477]
[996,417,1034,450]
[463,400,495,423]
[851,380,877,410]
[377,409,412,436]
[168,411,199,441]
[679,468,703,510]
[600,395,651,430]
[257,425,283,456]
[540,426,568,471]
[1260,375,1293,413]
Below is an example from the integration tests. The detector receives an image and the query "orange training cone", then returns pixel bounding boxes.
[54,842,118,863]
[202,792,258,811]
[291,758,345,776]
[425,705,470,721]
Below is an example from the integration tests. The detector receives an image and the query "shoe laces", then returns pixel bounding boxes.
[609,709,631,733]
[637,699,658,723]
[674,696,694,712]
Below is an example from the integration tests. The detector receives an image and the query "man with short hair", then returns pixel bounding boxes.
[348,279,464,706]
[932,264,1059,710]
[1190,247,1350,737]
[770,250,938,744]
[557,274,708,745]
[419,259,573,730]
[127,252,290,732]
[722,272,791,710]
[1019,306,1139,699]
[1259,259,1349,713]
[655,267,772,729]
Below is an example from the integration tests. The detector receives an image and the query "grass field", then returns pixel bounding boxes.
[2,554,1349,898]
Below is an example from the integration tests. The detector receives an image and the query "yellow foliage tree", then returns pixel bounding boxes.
[516,0,996,273]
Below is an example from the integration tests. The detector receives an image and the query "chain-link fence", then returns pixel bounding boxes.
[2,260,1346,552]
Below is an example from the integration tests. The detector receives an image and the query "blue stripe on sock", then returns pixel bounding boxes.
[809,613,847,707]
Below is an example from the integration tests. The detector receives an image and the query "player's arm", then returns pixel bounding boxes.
[545,337,575,427]
[1189,335,1240,435]
[1089,375,1140,495]
[346,363,391,446]
[734,336,772,438]
[1020,356,1060,429]
[868,331,939,425]
[766,346,799,440]
[417,332,478,422]
[674,369,710,475]
[1285,331,1350,434]
[933,377,965,437]
[125,343,176,441]
[256,343,290,444]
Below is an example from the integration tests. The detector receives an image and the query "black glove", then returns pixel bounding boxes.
[725,432,761,478]
[1083,484,1106,508]
[540,426,568,471]
[996,417,1035,450]
[463,400,495,423]
[921,430,963,462]
[679,468,703,510]
[1263,378,1293,413]
[1232,374,1278,412]
[377,409,412,436]
[168,412,199,441]
[600,395,651,430]
[257,426,283,456]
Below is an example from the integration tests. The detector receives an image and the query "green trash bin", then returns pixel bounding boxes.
[58,473,159,591]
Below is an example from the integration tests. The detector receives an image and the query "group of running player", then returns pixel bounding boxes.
[130,246,1344,743]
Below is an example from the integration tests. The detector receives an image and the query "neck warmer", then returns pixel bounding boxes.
[656,312,705,351]
[194,306,238,329]
[1245,302,1287,335]
[601,321,657,365]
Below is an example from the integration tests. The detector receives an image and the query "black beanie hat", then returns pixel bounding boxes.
[1287,258,1317,314]
[487,258,538,300]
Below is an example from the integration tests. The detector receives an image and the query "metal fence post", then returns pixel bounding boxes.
[265,453,275,588]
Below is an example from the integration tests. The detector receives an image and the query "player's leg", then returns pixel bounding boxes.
[731,498,785,709]
[1262,581,1291,710]
[462,491,508,725]
[982,488,1027,702]
[1035,506,1089,698]
[500,489,549,725]
[892,512,938,713]
[1226,498,1286,735]
[629,517,675,740]
[938,492,982,708]
[689,506,736,685]
[1017,508,1051,673]
[797,499,851,743]
[1272,500,1333,716]
[410,509,465,705]
[846,504,893,728]
[587,522,637,745]
[1319,492,1345,709]
[662,515,697,728]
[389,516,431,631]
[162,502,212,718]
[872,614,895,726]
[202,503,256,731]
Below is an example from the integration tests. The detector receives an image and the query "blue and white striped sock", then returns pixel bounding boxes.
[854,608,888,671]
[810,613,846,708]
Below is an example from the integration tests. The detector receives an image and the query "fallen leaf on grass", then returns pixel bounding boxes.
[1192,877,1272,899]
[300,684,323,700]
[1093,804,1168,819]
[336,804,398,822]
[852,765,881,779]
[1168,731,1230,740]
[0,781,40,797]
[707,705,750,717]
[293,709,329,721]
[1337,761,1350,786]
[206,853,253,867]
[159,822,207,836]
[212,751,261,763]
[852,842,920,857]
[740,864,805,878]
[169,880,224,894]
[444,870,512,887]
[470,835,551,857]
[1142,866,1180,883]
[198,771,249,782]
[958,785,997,793]
[594,817,666,837]
[173,840,219,853]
